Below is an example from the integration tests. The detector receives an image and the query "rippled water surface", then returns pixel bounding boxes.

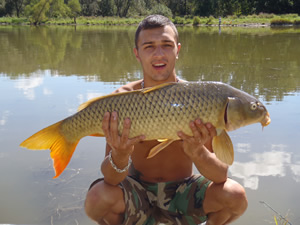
[0,25,300,224]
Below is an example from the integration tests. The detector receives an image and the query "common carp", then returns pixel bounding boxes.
[20,81,271,178]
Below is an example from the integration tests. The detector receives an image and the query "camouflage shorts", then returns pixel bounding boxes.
[121,175,211,225]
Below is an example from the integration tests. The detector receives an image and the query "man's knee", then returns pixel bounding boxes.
[85,180,123,221]
[224,179,248,215]
[85,180,103,219]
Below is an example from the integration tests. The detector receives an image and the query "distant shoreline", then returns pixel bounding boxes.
[0,15,300,27]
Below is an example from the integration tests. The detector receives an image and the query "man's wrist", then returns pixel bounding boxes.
[108,150,132,173]
[185,145,209,161]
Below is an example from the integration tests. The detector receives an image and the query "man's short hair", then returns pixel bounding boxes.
[135,15,179,49]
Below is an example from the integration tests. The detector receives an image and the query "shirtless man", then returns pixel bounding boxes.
[84,15,248,225]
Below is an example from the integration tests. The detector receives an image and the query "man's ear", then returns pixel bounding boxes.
[176,43,181,59]
[133,48,141,62]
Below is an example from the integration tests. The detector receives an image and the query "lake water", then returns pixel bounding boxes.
[0,25,300,225]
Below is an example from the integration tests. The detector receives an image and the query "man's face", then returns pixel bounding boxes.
[134,25,181,82]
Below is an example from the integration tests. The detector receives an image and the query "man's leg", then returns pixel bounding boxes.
[203,178,248,225]
[85,180,125,225]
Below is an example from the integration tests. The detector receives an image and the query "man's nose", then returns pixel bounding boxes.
[153,46,164,57]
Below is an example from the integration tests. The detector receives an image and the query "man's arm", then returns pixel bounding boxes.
[100,82,145,186]
[100,111,145,186]
[178,119,228,184]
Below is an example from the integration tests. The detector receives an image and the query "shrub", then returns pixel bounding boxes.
[205,16,214,25]
[258,13,275,19]
[270,18,293,26]
[173,16,184,24]
[294,19,300,25]
[193,16,201,26]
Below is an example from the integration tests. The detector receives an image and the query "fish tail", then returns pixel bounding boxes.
[20,121,79,178]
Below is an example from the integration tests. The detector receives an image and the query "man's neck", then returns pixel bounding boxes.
[142,75,179,89]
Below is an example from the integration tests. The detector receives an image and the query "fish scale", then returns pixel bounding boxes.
[20,81,271,178]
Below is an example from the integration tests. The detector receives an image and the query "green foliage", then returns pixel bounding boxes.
[173,16,184,24]
[294,19,300,25]
[0,1,5,16]
[1,0,300,25]
[50,0,70,18]
[4,0,14,16]
[68,0,81,20]
[98,0,114,16]
[26,0,52,24]
[258,13,275,18]
[11,16,27,23]
[149,3,172,18]
[270,18,293,25]
[192,16,200,25]
[205,15,214,25]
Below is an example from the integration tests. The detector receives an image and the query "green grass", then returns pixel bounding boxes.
[46,16,141,25]
[1,14,300,26]
[271,18,293,26]
[0,17,30,24]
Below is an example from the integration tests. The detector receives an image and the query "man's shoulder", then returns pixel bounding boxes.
[114,80,142,93]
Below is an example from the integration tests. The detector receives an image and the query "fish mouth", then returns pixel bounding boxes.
[261,112,271,127]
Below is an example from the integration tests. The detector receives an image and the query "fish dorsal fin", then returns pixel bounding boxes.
[147,139,175,159]
[78,83,176,112]
[212,130,234,165]
[141,82,176,94]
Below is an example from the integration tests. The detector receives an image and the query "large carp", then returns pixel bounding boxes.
[20,81,271,178]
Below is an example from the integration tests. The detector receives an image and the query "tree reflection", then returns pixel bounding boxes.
[0,26,299,102]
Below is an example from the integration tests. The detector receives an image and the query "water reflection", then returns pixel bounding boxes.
[14,74,44,100]
[1,26,300,101]
[0,110,10,126]
[230,148,294,190]
[1,26,300,224]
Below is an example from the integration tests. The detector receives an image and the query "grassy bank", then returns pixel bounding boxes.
[0,14,300,26]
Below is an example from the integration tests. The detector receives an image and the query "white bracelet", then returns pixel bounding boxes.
[108,150,132,173]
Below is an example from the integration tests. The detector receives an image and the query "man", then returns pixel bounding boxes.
[85,15,248,225]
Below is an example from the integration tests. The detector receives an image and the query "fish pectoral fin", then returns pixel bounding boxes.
[20,120,79,178]
[157,138,168,142]
[147,139,175,159]
[212,130,234,165]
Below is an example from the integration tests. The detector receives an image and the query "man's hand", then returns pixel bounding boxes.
[177,119,217,158]
[178,119,228,183]
[102,111,145,159]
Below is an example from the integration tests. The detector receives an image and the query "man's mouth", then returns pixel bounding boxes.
[153,63,166,68]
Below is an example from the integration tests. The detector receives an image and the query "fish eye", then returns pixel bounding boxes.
[250,102,258,111]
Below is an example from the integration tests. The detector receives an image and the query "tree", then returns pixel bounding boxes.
[4,0,14,16]
[68,0,81,23]
[49,0,70,17]
[98,0,114,16]
[25,0,52,25]
[79,0,99,16]
[150,3,172,17]
[0,0,5,16]
[114,0,132,17]
[5,0,24,17]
